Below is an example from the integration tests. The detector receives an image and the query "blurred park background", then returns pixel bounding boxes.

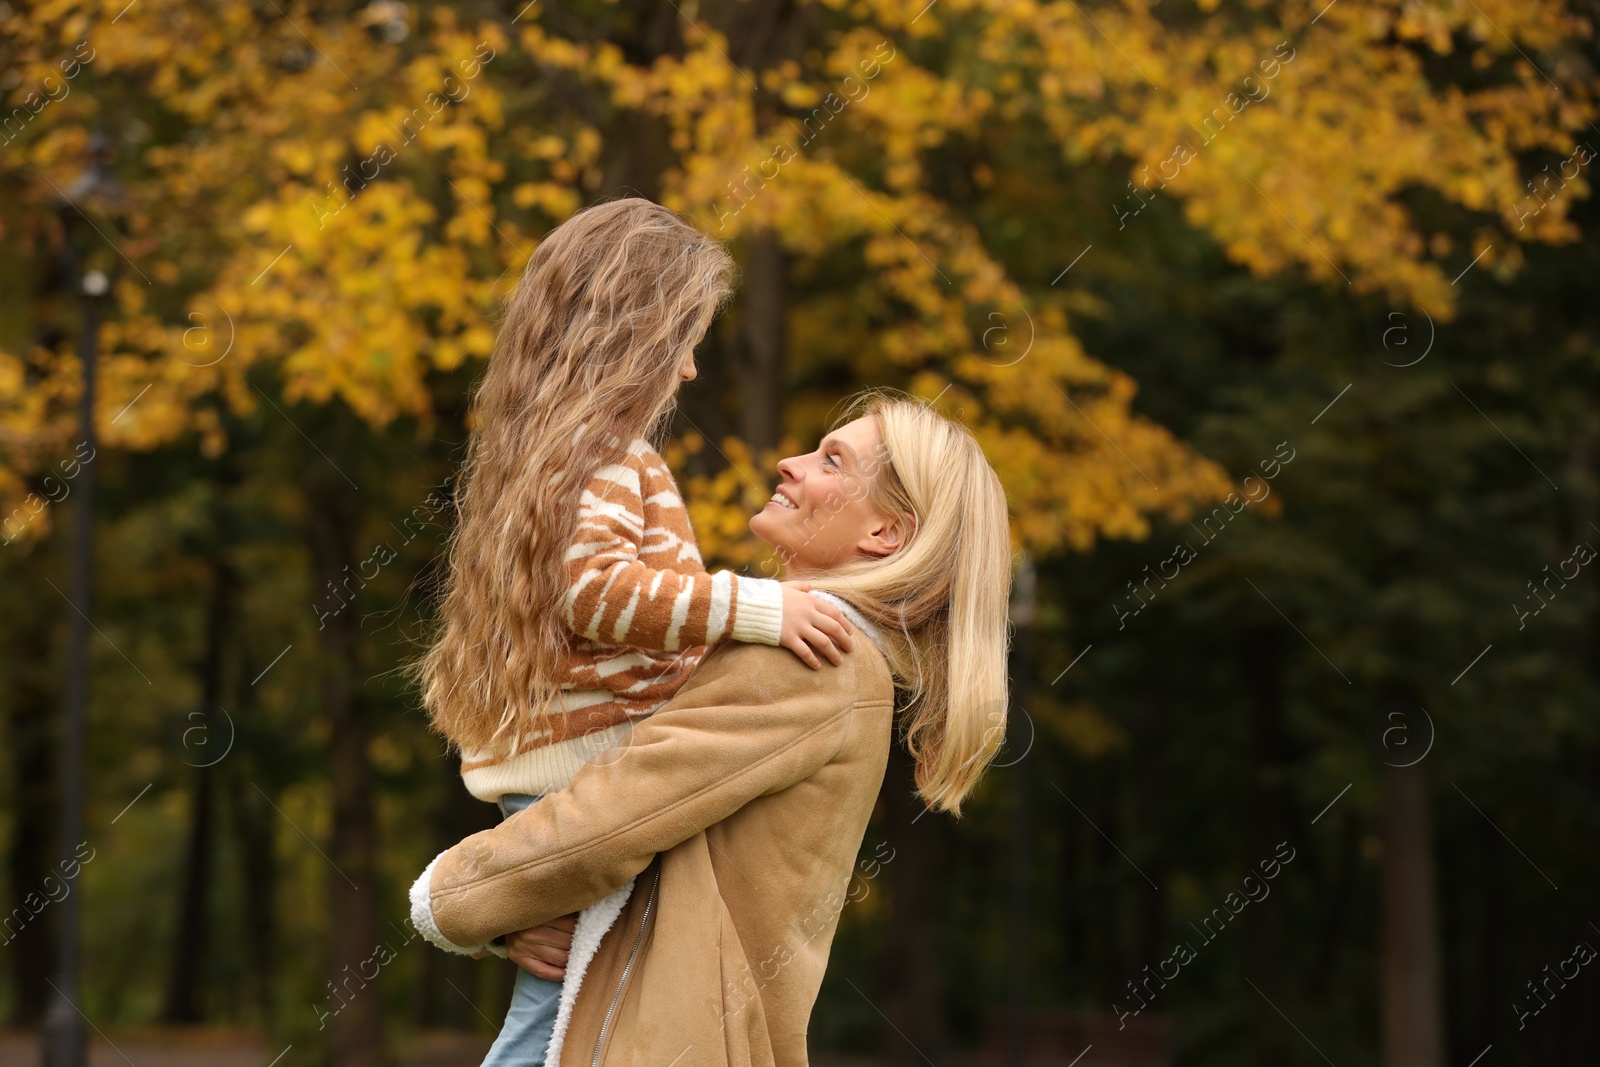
[3,0,1600,1064]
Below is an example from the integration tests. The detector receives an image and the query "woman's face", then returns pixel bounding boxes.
[749,416,908,577]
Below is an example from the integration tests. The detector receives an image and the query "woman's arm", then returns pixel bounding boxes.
[416,643,889,950]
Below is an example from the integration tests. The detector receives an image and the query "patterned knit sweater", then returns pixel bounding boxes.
[458,437,785,802]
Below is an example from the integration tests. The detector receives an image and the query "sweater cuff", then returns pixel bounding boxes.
[730,576,784,646]
[410,851,495,958]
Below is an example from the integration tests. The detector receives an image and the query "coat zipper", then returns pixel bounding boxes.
[591,864,661,1067]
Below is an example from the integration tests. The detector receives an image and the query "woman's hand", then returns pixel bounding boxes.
[779,582,855,668]
[505,913,578,980]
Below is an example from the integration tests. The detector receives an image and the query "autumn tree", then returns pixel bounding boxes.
[2,0,1597,1062]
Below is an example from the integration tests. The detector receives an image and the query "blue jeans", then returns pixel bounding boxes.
[481,793,561,1067]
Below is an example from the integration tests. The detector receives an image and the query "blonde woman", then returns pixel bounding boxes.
[412,393,1013,1067]
[412,196,862,1067]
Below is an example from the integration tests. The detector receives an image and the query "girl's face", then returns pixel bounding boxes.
[749,416,908,577]
[679,306,715,383]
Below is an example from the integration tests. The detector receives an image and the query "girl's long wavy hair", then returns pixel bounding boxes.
[806,392,1014,816]
[415,197,737,756]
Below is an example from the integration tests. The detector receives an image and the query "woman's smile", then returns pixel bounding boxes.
[749,416,909,576]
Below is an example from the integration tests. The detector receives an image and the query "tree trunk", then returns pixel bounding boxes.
[1307,810,1359,997]
[230,763,278,1027]
[1090,772,1119,1008]
[715,0,810,455]
[162,558,233,1023]
[1006,558,1034,1067]
[1240,623,1288,1067]
[596,108,669,205]
[880,743,949,1064]
[738,229,788,453]
[1132,676,1165,982]
[223,636,278,1027]
[594,3,673,203]
[1380,761,1447,1067]
[305,477,380,1067]
[1578,449,1600,1061]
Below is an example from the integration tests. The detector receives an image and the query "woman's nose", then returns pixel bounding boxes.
[776,455,802,482]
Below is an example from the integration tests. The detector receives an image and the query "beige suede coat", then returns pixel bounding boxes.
[420,634,896,1066]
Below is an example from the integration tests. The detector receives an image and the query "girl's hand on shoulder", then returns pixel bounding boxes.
[778,582,855,669]
[506,912,578,980]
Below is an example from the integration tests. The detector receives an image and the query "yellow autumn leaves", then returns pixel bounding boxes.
[1,0,1593,559]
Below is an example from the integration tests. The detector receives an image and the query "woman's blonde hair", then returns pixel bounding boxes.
[415,197,737,755]
[806,392,1013,816]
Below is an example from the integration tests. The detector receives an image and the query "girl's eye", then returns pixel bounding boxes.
[823,453,840,468]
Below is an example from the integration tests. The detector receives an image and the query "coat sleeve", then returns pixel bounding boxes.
[418,644,883,948]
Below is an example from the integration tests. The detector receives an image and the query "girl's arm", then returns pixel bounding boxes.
[564,453,782,650]
[563,448,854,664]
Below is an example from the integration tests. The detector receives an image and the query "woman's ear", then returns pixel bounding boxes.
[859,511,914,559]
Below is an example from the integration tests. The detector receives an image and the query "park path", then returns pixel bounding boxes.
[0,1030,495,1066]
[0,1022,1162,1065]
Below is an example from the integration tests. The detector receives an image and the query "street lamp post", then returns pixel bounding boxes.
[41,138,121,1067]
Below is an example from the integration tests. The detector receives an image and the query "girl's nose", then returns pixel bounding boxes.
[776,455,802,482]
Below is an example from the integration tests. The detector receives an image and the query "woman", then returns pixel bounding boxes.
[411,392,1012,1066]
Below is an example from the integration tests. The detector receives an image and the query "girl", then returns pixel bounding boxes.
[411,197,854,1067]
